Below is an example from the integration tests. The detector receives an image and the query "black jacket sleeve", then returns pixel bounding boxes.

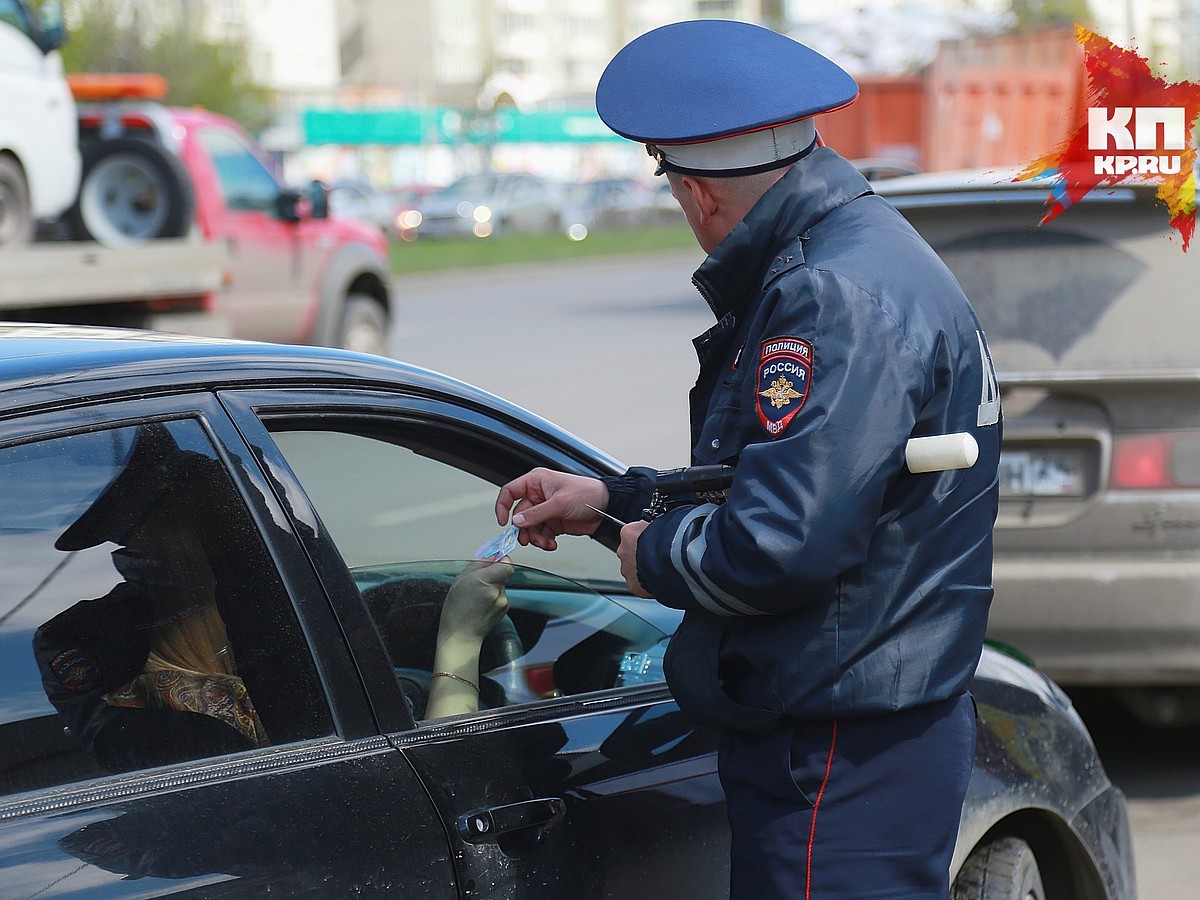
[33,585,252,772]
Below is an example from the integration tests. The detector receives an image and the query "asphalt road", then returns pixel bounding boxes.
[390,247,710,468]
[1070,691,1200,900]
[387,249,1196,899]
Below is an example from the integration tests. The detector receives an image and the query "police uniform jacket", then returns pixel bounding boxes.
[604,148,1002,730]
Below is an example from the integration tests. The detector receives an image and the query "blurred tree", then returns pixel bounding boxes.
[56,0,273,133]
[1008,0,1094,28]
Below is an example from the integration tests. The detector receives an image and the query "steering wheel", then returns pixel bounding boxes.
[360,575,524,717]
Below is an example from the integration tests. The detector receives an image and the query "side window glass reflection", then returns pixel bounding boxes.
[265,426,669,722]
[0,419,330,797]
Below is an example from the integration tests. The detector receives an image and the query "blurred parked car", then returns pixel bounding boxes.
[559,178,654,240]
[0,325,1133,898]
[327,178,395,234]
[411,173,560,239]
[386,183,436,240]
[878,170,1200,727]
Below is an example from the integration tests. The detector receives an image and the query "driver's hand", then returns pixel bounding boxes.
[438,558,514,647]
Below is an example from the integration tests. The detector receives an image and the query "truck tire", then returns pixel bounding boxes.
[67,138,194,247]
[338,294,389,356]
[951,836,1045,900]
[0,156,35,249]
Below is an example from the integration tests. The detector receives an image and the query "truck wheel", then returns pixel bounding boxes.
[338,294,389,355]
[951,836,1045,900]
[0,156,34,249]
[67,138,194,247]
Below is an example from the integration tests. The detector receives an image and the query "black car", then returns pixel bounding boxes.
[0,325,1133,898]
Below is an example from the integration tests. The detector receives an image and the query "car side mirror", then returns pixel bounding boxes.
[275,189,302,223]
[37,1,67,52]
[308,181,330,220]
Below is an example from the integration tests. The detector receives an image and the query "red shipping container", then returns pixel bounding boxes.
[923,27,1085,171]
[817,76,925,167]
[816,27,1085,173]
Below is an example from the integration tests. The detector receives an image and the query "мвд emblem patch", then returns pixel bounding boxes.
[50,648,100,692]
[757,336,812,437]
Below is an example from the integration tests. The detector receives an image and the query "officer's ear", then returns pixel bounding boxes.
[679,175,719,226]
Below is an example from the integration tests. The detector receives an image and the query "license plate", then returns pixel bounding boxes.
[999,448,1086,497]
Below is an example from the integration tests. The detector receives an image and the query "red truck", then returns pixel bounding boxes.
[3,75,393,354]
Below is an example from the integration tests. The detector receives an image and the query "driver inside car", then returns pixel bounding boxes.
[34,423,513,774]
[33,424,268,772]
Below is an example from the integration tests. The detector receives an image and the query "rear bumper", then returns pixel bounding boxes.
[988,557,1200,684]
[414,216,472,238]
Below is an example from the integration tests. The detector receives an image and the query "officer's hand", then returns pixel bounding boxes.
[617,520,653,598]
[495,468,609,551]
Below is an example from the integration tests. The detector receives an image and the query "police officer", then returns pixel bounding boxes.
[495,19,1001,899]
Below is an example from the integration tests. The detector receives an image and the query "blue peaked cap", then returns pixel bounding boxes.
[596,20,858,176]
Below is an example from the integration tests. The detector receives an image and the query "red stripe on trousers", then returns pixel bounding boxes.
[805,719,839,900]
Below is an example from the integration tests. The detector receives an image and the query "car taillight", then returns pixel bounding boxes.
[1110,432,1200,488]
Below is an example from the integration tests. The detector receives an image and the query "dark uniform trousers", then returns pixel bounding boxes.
[720,692,976,899]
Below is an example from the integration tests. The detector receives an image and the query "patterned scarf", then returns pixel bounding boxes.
[106,669,269,748]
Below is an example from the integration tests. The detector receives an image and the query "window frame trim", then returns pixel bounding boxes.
[0,393,373,764]
[218,386,633,735]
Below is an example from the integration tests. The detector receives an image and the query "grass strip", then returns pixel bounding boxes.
[388,223,696,274]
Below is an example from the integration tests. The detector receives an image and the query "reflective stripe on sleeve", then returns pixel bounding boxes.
[669,504,768,616]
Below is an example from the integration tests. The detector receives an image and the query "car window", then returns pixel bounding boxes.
[266,427,668,719]
[197,126,280,213]
[0,419,331,797]
[899,198,1200,374]
[0,0,35,38]
[438,175,496,201]
[354,560,667,719]
[268,428,622,586]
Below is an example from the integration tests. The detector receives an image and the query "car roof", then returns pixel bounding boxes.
[165,104,245,134]
[0,324,453,403]
[872,167,1159,207]
[0,324,625,470]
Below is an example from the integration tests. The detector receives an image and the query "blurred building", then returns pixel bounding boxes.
[333,0,782,110]
[316,0,786,184]
[200,0,341,106]
[789,0,1199,79]
[68,1,1196,184]
[1090,0,1197,76]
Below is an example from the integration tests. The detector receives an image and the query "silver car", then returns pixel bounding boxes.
[413,173,560,239]
[878,171,1200,726]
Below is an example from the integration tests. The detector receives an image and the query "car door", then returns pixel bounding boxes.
[0,393,457,897]
[191,125,315,344]
[220,387,732,899]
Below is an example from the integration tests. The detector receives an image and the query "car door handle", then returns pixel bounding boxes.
[457,797,566,844]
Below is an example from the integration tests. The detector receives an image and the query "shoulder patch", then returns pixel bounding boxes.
[50,648,101,693]
[757,336,813,437]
